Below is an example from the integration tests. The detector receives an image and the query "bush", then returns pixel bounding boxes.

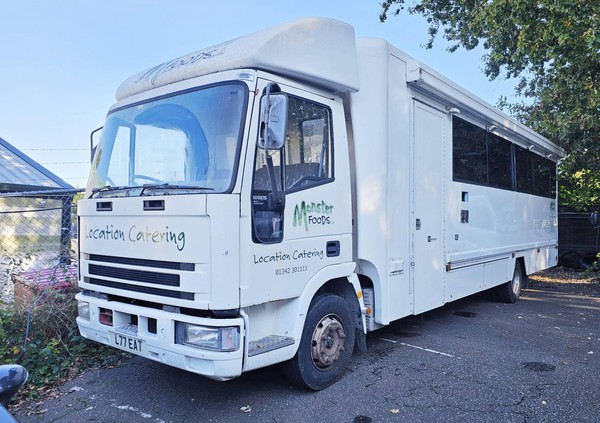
[0,283,128,393]
[582,252,600,279]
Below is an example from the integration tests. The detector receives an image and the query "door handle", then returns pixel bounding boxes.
[326,241,340,257]
[427,236,437,242]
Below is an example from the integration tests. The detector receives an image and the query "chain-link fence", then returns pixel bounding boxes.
[0,189,84,303]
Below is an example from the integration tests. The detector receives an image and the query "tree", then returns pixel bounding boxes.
[380,0,600,210]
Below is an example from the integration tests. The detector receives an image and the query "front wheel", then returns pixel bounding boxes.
[496,262,524,303]
[282,294,355,390]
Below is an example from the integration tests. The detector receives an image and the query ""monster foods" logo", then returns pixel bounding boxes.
[293,201,334,231]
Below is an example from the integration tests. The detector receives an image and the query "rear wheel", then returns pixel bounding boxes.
[282,294,355,390]
[496,262,524,303]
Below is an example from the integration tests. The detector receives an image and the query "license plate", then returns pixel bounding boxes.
[111,332,147,355]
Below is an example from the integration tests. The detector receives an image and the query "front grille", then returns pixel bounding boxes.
[89,254,194,271]
[89,264,180,287]
[85,277,194,300]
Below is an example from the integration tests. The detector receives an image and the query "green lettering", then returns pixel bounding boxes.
[293,201,309,231]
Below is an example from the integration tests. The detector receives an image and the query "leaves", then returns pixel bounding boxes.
[1,283,131,400]
[381,0,600,210]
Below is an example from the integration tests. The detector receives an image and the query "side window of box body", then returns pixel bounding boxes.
[452,116,556,199]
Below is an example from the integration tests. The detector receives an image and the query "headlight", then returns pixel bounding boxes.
[78,301,90,320]
[178,323,239,352]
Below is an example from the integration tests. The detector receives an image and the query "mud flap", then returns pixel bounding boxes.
[355,327,367,353]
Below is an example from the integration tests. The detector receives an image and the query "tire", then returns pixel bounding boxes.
[496,262,524,303]
[281,294,355,390]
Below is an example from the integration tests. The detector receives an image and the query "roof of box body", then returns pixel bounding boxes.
[116,17,360,100]
[354,38,564,158]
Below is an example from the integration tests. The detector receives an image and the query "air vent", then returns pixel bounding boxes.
[96,201,112,211]
[89,264,180,287]
[85,277,194,300]
[144,200,164,211]
[89,254,194,271]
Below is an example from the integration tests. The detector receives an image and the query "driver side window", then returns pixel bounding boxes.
[284,97,332,190]
[253,95,333,192]
[252,94,333,244]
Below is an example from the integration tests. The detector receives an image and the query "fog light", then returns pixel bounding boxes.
[181,324,239,352]
[78,301,90,320]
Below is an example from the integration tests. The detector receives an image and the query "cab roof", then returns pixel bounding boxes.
[116,18,360,101]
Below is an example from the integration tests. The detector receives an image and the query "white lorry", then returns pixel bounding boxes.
[76,18,564,390]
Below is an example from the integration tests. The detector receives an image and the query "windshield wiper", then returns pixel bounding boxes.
[90,185,131,198]
[139,183,215,196]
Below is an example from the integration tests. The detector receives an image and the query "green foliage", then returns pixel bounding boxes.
[557,158,600,211]
[0,286,127,393]
[380,0,600,210]
[581,252,600,279]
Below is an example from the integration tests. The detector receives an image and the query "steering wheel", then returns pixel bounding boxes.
[287,175,324,190]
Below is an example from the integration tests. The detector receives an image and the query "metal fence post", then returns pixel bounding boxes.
[60,195,73,265]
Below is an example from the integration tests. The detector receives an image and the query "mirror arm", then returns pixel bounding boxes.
[262,84,273,150]
[262,82,284,209]
[266,154,284,210]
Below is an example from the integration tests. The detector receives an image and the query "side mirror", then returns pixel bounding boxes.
[0,365,28,408]
[591,211,599,227]
[90,126,103,163]
[258,92,288,150]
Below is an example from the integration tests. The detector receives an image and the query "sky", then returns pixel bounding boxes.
[0,1,518,188]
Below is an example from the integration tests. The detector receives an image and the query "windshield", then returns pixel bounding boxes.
[88,83,247,196]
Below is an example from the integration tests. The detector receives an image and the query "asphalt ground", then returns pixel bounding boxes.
[13,268,600,422]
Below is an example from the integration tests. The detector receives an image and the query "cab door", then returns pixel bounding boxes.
[241,79,352,307]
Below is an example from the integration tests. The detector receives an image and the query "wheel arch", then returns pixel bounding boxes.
[514,255,529,289]
[288,263,365,354]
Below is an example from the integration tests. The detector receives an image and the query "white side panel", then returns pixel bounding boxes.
[351,39,393,324]
[207,195,240,309]
[523,244,559,275]
[386,53,412,320]
[483,258,511,289]
[445,183,559,270]
[446,266,482,301]
[352,40,413,324]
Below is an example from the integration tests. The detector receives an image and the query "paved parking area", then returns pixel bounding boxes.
[15,269,600,422]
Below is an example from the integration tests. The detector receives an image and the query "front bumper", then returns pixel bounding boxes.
[76,292,244,380]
